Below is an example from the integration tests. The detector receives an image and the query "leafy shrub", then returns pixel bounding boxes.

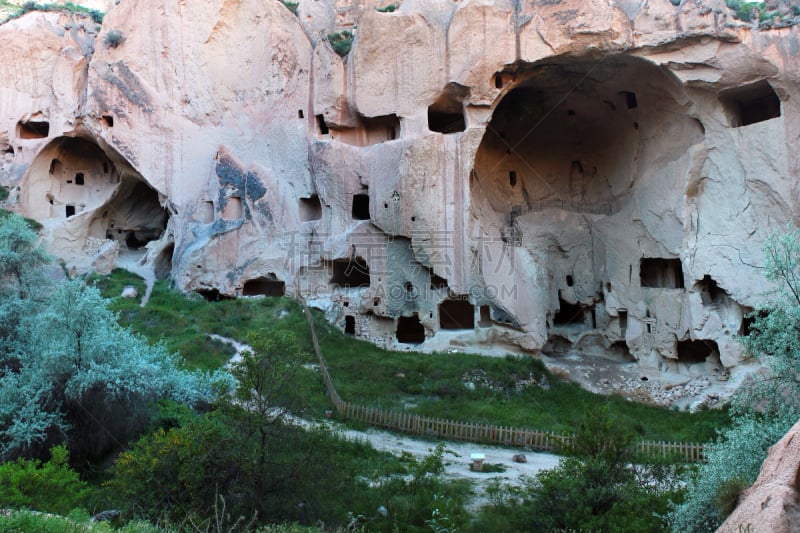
[0,445,88,515]
[477,408,684,532]
[725,0,757,21]
[670,225,800,532]
[328,30,353,57]
[6,2,104,24]
[0,509,163,532]
[104,29,123,48]
[0,214,232,462]
[668,412,794,532]
[0,185,9,202]
[106,409,402,529]
[377,4,396,12]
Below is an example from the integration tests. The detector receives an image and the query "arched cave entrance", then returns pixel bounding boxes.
[472,56,695,219]
[242,275,286,297]
[676,339,719,364]
[88,179,169,252]
[471,55,704,358]
[21,136,120,221]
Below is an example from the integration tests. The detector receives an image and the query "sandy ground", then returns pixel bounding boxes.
[332,424,561,508]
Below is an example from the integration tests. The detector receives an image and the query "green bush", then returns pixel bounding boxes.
[376,4,396,12]
[328,30,353,57]
[0,508,165,532]
[477,409,684,532]
[670,225,800,532]
[106,409,404,529]
[725,0,757,21]
[104,29,124,48]
[0,445,89,515]
[6,2,103,24]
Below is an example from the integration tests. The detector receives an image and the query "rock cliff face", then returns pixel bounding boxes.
[717,419,800,533]
[2,0,800,379]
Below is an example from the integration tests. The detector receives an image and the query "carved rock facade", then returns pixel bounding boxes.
[2,0,800,378]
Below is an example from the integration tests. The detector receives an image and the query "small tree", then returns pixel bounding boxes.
[0,213,48,296]
[228,329,307,503]
[484,407,682,532]
[0,274,233,461]
[0,445,88,515]
[670,224,800,532]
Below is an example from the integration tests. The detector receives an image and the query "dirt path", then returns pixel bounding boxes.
[114,249,156,306]
[331,424,560,509]
[212,333,561,510]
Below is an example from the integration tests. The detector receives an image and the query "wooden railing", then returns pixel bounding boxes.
[299,299,705,462]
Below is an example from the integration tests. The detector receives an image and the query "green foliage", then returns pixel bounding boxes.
[106,331,468,531]
[0,215,232,461]
[0,508,164,532]
[670,225,800,532]
[104,29,123,48]
[0,277,233,461]
[369,443,471,533]
[99,270,726,443]
[87,268,147,304]
[328,30,354,57]
[280,0,298,15]
[376,4,396,12]
[668,411,794,532]
[5,1,103,24]
[725,0,758,21]
[0,208,43,231]
[477,408,684,532]
[107,408,408,529]
[712,475,749,518]
[314,322,726,442]
[0,212,48,294]
[0,445,88,515]
[0,184,8,201]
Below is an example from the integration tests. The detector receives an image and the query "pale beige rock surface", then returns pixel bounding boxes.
[717,419,800,533]
[2,0,800,400]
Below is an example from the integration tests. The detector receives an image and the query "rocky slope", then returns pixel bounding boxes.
[1,0,799,384]
[717,418,800,533]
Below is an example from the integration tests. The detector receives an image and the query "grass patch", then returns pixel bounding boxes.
[87,268,147,304]
[3,1,104,24]
[95,271,729,443]
[474,463,506,473]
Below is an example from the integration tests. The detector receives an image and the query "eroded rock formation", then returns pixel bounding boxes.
[1,0,800,382]
[717,419,800,533]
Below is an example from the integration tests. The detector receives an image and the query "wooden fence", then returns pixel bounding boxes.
[299,299,705,462]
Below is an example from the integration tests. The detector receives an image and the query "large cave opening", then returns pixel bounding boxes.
[472,57,670,216]
[242,274,286,297]
[22,136,120,221]
[88,179,169,252]
[329,257,371,288]
[470,55,704,359]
